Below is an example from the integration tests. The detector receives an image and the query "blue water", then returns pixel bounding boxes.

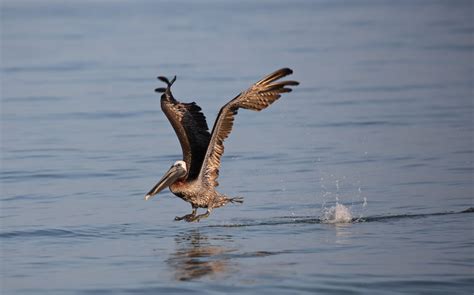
[1,0,473,294]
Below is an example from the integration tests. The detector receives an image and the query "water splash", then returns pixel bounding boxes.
[321,203,353,224]
[318,172,368,223]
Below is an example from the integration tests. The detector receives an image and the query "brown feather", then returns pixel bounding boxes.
[199,68,299,187]
[159,77,211,180]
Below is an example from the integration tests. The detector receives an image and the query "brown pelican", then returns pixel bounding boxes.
[145,68,299,222]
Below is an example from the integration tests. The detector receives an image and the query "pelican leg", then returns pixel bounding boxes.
[185,209,212,223]
[174,206,197,221]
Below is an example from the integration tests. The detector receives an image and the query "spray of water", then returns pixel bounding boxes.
[318,172,367,224]
[320,203,353,224]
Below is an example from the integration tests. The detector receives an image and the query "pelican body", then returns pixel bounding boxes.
[145,68,299,222]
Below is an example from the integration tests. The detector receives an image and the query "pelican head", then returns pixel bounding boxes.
[145,160,187,201]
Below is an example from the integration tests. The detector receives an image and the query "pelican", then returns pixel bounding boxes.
[145,68,299,222]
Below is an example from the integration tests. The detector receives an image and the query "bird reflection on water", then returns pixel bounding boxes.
[166,229,236,281]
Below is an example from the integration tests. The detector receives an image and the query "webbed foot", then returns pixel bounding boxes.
[174,213,196,221]
[174,207,197,221]
[229,197,244,204]
[183,211,211,223]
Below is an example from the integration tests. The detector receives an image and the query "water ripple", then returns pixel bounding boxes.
[207,207,474,228]
[0,228,98,239]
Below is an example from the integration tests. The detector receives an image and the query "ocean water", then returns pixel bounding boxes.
[1,0,473,294]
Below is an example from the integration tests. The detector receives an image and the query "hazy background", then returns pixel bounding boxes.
[1,1,473,294]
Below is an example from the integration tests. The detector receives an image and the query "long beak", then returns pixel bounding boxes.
[144,166,184,201]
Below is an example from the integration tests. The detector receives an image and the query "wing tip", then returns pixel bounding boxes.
[156,75,178,98]
[156,75,177,86]
[257,67,296,86]
[280,67,293,75]
[157,76,170,84]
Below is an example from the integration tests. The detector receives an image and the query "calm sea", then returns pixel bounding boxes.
[1,0,473,294]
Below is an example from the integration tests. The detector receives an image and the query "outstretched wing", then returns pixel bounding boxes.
[198,68,299,187]
[156,76,211,180]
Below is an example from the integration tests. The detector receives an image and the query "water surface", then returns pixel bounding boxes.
[1,0,473,294]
